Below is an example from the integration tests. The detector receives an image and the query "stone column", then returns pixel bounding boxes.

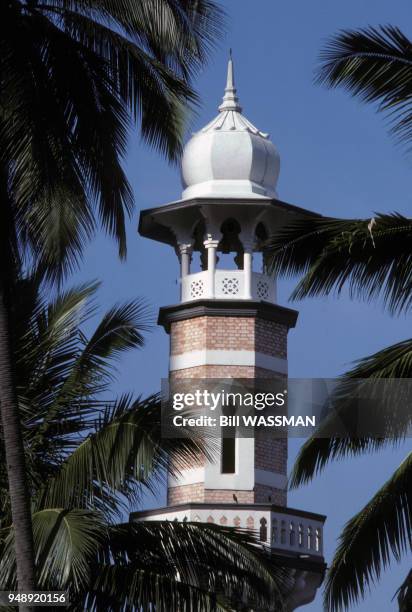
[242,240,254,300]
[178,243,193,301]
[179,244,192,278]
[203,239,219,298]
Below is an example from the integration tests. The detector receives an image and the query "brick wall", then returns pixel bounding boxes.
[168,486,286,505]
[255,484,286,505]
[204,489,254,503]
[255,431,287,473]
[167,310,291,506]
[170,316,287,358]
[168,483,204,505]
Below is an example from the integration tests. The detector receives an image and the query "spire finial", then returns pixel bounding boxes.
[218,50,242,113]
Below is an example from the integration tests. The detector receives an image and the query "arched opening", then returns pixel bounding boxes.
[289,521,295,546]
[218,218,243,269]
[191,221,206,272]
[307,526,313,549]
[280,520,286,544]
[254,222,267,272]
[271,519,278,544]
[259,517,268,542]
[315,528,322,552]
[298,523,304,548]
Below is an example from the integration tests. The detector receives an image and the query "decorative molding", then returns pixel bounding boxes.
[131,503,327,523]
[169,349,287,374]
[158,299,298,332]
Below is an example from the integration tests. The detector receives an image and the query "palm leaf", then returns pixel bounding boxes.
[291,336,412,488]
[397,569,412,611]
[316,25,412,148]
[0,509,106,591]
[324,452,412,611]
[266,212,412,315]
[86,521,288,611]
[2,0,225,271]
[85,568,230,612]
[36,395,210,514]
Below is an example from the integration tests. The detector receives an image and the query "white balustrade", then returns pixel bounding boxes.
[181,270,276,303]
[133,506,324,557]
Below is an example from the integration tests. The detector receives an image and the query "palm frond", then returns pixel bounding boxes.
[266,213,412,315]
[324,452,412,611]
[85,568,229,612]
[290,336,412,488]
[36,395,209,514]
[86,521,288,611]
[316,25,412,148]
[5,277,153,501]
[397,569,412,611]
[2,0,225,272]
[0,509,106,591]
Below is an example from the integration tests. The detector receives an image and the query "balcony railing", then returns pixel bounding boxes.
[181,270,276,303]
[132,504,324,557]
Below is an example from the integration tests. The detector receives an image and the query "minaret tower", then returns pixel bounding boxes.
[133,55,326,610]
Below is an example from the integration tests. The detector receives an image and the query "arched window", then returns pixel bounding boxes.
[220,516,228,526]
[219,218,243,269]
[259,518,267,542]
[280,520,286,544]
[315,528,322,552]
[255,222,270,273]
[298,524,304,548]
[289,521,295,546]
[308,526,313,549]
[233,516,241,527]
[207,515,214,524]
[271,519,278,544]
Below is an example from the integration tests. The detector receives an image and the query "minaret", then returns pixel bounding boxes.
[134,55,326,611]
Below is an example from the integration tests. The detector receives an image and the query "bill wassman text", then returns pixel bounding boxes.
[172,415,316,428]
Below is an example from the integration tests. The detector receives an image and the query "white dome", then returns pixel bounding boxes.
[181,56,280,200]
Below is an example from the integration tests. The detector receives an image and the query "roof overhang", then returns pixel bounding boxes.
[138,196,319,248]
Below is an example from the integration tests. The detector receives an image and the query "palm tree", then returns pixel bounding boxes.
[263,26,412,610]
[0,275,288,610]
[0,0,225,593]
[265,213,412,611]
[316,25,412,149]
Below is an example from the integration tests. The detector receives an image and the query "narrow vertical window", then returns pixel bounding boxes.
[221,435,236,473]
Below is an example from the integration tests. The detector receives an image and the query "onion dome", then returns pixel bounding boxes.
[181,52,280,200]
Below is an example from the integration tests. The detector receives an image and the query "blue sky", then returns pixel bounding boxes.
[71,1,412,609]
